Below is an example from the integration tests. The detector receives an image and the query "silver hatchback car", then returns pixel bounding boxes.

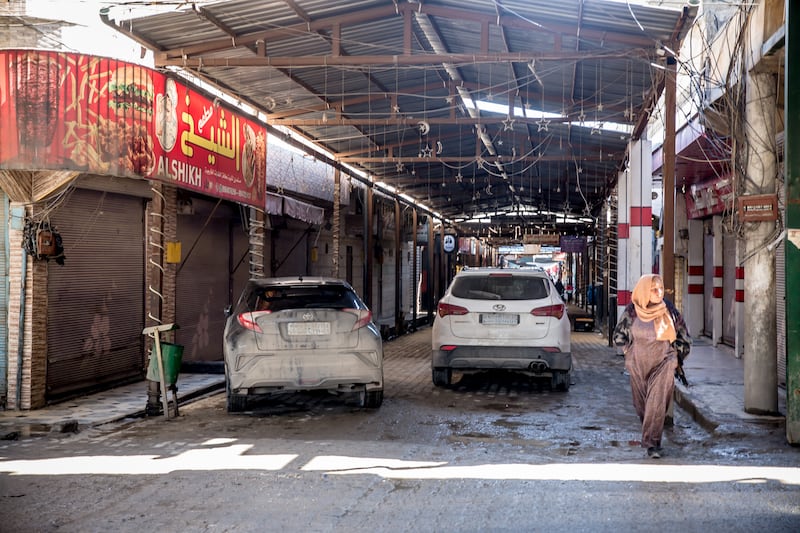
[431,268,572,390]
[223,277,384,411]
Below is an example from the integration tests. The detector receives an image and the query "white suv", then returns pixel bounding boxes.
[431,268,572,390]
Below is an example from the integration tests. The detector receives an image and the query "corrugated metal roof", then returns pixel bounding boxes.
[102,0,696,237]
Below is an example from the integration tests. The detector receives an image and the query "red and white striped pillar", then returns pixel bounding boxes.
[735,260,745,358]
[617,168,630,312]
[711,215,724,346]
[685,218,704,338]
[617,140,653,319]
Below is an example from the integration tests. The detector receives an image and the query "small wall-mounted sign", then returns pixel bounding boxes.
[737,194,778,222]
[165,241,182,263]
[443,234,456,253]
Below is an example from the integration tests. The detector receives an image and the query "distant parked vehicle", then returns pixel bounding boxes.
[223,277,384,412]
[431,268,572,390]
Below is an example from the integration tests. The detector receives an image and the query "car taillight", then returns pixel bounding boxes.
[237,311,270,332]
[531,303,565,319]
[345,308,373,330]
[437,302,469,317]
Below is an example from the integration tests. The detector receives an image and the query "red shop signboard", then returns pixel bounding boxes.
[0,50,266,208]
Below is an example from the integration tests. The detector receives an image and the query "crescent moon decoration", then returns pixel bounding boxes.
[264,97,276,111]
[436,141,443,154]
[418,121,430,135]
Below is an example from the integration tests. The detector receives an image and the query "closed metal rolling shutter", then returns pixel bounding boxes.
[175,197,238,362]
[722,228,736,346]
[47,188,145,401]
[777,162,786,388]
[0,190,8,402]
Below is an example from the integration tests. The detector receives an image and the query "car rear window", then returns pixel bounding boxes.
[244,285,362,312]
[450,275,549,300]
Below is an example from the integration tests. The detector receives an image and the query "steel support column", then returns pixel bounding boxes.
[662,56,677,297]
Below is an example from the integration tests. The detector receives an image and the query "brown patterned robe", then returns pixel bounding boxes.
[613,299,691,449]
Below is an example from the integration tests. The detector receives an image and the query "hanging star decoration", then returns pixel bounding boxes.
[591,123,603,135]
[421,144,433,158]
[476,156,486,169]
[277,183,285,195]
[396,162,405,173]
[485,91,494,102]
[597,103,604,112]
[536,116,550,132]
[392,104,400,113]
[445,95,454,104]
[455,171,463,183]
[503,115,515,131]
[577,110,587,125]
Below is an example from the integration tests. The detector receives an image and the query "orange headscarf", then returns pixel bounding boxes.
[631,274,676,342]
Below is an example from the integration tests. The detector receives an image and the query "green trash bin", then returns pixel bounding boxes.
[146,342,184,385]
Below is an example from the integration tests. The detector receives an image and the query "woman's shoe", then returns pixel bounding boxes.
[647,447,661,459]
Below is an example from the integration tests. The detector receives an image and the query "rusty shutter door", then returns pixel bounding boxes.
[47,188,145,401]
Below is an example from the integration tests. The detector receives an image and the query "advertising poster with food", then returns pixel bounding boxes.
[0,50,266,208]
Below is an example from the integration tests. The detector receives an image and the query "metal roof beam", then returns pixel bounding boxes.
[155,49,651,68]
[338,154,614,164]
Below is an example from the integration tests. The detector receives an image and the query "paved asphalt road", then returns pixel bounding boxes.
[0,329,798,532]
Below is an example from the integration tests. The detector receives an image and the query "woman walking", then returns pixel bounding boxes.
[613,274,691,459]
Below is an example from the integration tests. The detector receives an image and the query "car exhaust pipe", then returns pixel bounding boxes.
[529,361,548,373]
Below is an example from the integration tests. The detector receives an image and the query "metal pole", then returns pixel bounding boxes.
[153,333,170,418]
[662,55,677,297]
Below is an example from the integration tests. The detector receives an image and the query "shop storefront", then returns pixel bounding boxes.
[0,49,266,407]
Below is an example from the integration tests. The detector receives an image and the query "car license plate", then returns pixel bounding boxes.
[480,313,519,325]
[287,322,331,335]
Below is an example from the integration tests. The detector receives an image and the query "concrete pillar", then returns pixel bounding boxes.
[743,71,778,415]
[617,139,654,318]
[686,219,704,337]
[711,215,723,346]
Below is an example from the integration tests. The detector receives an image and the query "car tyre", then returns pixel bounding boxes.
[551,370,571,392]
[226,376,248,412]
[361,389,383,408]
[432,367,452,387]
